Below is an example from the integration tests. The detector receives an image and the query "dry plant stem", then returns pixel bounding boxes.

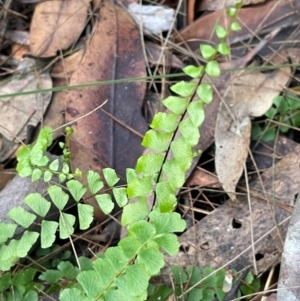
[54,100,108,132]
[261,266,275,301]
[161,33,205,64]
[180,204,211,216]
[57,47,70,86]
[100,107,144,138]
[234,27,281,66]
[238,184,293,212]
[187,0,195,24]
[266,118,300,134]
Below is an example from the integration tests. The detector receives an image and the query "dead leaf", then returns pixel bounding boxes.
[0,58,52,162]
[66,1,147,221]
[4,30,29,46]
[51,48,85,79]
[41,49,86,141]
[30,0,90,57]
[215,61,291,200]
[11,44,30,60]
[198,0,266,11]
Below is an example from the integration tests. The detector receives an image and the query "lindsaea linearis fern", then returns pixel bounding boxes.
[0,2,247,301]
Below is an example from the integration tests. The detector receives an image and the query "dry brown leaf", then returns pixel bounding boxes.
[0,58,52,160]
[51,48,85,79]
[11,44,30,60]
[42,49,85,141]
[215,61,291,200]
[4,30,29,46]
[66,1,147,221]
[30,0,90,57]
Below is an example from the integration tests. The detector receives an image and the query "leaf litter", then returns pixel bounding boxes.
[29,0,90,57]
[0,58,52,161]
[1,0,300,299]
[215,51,292,200]
[65,0,147,221]
[162,143,300,278]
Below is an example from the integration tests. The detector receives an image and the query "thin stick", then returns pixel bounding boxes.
[244,161,258,275]
[53,99,108,132]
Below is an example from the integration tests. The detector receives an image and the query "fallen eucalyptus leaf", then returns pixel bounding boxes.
[0,58,52,161]
[51,48,85,79]
[215,57,291,200]
[66,1,147,221]
[30,0,89,57]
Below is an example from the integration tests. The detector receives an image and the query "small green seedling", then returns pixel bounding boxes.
[252,92,300,141]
